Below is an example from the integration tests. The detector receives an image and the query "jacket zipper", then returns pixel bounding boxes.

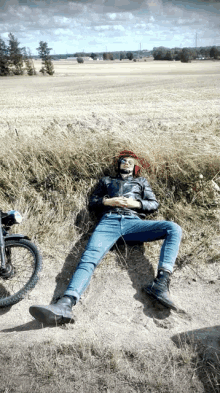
[119,178,123,196]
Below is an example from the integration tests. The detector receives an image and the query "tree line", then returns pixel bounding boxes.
[72,47,219,62]
[153,46,220,62]
[1,32,219,76]
[72,52,134,61]
[73,46,220,62]
[102,52,134,60]
[0,33,54,76]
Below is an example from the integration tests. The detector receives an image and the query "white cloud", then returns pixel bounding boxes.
[53,16,71,26]
[106,11,134,21]
[1,31,9,39]
[54,28,71,36]
[113,24,125,31]
[128,12,134,20]
[94,25,110,31]
[107,12,117,20]
[0,0,219,53]
[135,22,147,28]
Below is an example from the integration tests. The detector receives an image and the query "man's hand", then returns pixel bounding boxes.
[103,197,141,209]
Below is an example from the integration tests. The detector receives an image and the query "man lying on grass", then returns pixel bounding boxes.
[29,151,182,325]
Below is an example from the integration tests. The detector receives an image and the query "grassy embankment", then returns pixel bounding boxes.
[1,116,220,262]
[0,116,220,391]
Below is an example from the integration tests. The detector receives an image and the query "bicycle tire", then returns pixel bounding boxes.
[0,238,42,307]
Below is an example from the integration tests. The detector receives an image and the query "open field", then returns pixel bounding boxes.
[0,60,220,392]
[1,59,220,136]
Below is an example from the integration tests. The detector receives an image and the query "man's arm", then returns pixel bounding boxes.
[103,197,141,209]
[89,176,159,214]
[137,178,159,213]
[102,177,159,213]
[89,178,107,210]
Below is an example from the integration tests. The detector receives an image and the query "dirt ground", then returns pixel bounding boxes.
[0,240,219,364]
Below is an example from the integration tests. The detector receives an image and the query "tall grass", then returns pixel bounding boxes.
[0,118,220,264]
[0,118,220,392]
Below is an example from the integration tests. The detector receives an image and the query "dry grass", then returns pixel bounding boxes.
[0,336,219,393]
[0,112,220,266]
[0,60,220,392]
[0,60,219,136]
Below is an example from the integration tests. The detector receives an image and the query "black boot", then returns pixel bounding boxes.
[143,270,177,310]
[29,296,76,325]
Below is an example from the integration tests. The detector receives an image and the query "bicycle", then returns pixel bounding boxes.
[0,210,42,307]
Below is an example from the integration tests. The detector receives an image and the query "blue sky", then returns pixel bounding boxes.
[0,0,220,54]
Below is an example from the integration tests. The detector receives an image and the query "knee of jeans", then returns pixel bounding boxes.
[78,261,96,275]
[168,222,182,237]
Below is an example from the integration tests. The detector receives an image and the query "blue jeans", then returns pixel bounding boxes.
[64,213,182,303]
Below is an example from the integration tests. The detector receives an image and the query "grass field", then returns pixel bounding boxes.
[0,60,220,392]
[1,59,220,136]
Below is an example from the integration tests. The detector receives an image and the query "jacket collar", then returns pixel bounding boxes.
[116,174,134,180]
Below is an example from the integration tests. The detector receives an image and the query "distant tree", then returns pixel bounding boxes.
[164,50,173,61]
[210,46,219,59]
[0,38,9,76]
[205,47,212,58]
[90,52,97,60]
[74,52,85,58]
[126,52,134,60]
[23,47,36,75]
[120,52,126,61]
[77,57,84,63]
[103,52,113,60]
[174,49,181,61]
[199,47,210,58]
[8,33,24,75]
[153,49,162,60]
[180,48,191,63]
[190,48,197,60]
[153,48,167,60]
[36,41,54,75]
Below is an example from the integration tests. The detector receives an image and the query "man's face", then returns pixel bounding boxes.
[119,157,135,175]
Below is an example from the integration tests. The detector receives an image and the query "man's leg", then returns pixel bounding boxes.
[64,214,122,302]
[122,217,182,309]
[29,214,122,324]
[122,217,182,273]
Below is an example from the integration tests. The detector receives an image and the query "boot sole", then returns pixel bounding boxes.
[29,306,73,325]
[144,287,177,311]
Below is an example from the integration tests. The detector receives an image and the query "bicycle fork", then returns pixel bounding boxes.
[0,212,6,271]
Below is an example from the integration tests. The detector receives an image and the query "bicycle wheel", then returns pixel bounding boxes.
[0,238,42,307]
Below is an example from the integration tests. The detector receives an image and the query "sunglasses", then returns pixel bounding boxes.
[120,158,135,165]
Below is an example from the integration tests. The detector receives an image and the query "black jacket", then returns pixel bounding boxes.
[89,174,159,219]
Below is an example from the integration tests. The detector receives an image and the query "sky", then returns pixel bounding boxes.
[0,0,220,55]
